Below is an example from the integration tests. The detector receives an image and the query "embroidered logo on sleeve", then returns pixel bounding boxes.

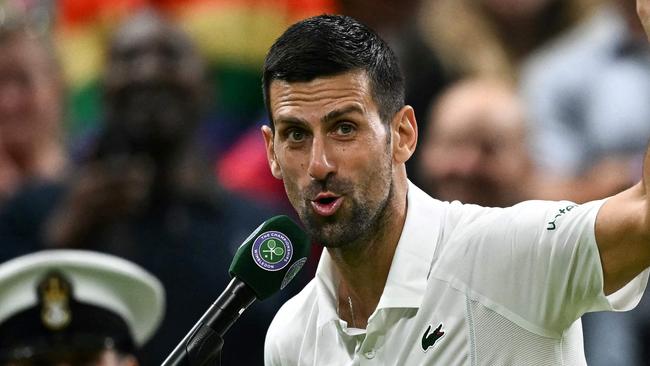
[421,323,445,352]
[546,204,578,230]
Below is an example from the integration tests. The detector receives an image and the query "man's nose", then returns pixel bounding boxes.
[308,136,336,181]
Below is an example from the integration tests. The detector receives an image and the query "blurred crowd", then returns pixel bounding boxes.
[1,0,649,365]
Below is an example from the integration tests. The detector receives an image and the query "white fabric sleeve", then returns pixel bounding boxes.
[264,313,285,366]
[436,199,648,336]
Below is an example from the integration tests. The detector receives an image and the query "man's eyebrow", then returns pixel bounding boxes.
[275,105,364,127]
[275,116,308,127]
[322,105,364,123]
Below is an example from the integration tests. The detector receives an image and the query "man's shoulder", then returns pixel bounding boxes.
[437,199,588,250]
[268,279,319,336]
[265,279,320,364]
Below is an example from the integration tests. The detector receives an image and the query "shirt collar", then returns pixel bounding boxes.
[315,247,339,328]
[315,181,446,328]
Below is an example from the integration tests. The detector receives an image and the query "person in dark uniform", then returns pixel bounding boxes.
[0,250,164,366]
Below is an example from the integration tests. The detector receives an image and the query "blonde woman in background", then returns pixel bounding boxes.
[0,15,68,205]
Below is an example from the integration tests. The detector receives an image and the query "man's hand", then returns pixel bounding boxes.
[638,0,650,40]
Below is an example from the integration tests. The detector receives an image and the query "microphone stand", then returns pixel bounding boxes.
[162,278,257,366]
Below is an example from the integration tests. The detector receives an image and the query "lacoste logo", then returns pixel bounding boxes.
[421,323,445,352]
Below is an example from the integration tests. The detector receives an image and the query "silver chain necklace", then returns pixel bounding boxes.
[337,292,357,328]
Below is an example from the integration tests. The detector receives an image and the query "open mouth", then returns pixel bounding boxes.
[317,196,337,205]
[311,194,343,217]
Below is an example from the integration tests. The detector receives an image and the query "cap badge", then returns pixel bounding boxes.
[39,271,72,330]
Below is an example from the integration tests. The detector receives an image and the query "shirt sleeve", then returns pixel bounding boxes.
[264,314,284,366]
[435,199,649,336]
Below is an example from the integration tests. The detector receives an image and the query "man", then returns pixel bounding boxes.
[418,78,533,207]
[261,8,650,366]
[0,250,164,365]
[0,14,67,204]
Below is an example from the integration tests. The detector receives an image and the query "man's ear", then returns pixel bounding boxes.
[391,105,418,164]
[262,125,283,179]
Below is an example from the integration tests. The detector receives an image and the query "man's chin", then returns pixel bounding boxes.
[303,219,344,247]
[306,222,365,249]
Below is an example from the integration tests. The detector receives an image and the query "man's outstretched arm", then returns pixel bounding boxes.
[596,176,648,295]
[595,0,650,295]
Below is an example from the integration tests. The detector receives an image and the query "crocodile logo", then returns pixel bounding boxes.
[421,323,445,352]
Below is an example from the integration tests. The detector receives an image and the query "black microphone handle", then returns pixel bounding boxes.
[161,278,257,366]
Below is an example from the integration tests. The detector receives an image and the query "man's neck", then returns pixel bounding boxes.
[329,179,408,328]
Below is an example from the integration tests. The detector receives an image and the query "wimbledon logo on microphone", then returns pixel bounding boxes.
[252,231,293,271]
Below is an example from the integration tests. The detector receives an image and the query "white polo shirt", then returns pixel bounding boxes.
[265,182,649,365]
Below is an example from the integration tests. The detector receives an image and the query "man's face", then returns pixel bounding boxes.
[0,34,60,157]
[263,71,394,248]
[104,14,204,150]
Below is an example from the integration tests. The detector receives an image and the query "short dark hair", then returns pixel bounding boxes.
[262,14,405,129]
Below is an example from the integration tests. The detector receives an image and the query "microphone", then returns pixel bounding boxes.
[162,215,310,366]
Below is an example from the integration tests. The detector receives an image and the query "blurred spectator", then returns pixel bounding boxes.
[417,78,534,207]
[0,249,164,366]
[0,14,67,204]
[521,0,649,203]
[0,10,279,365]
[418,0,601,81]
[521,1,650,365]
[407,0,599,185]
[55,0,337,152]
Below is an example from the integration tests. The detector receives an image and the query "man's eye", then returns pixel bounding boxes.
[288,129,306,142]
[336,123,355,135]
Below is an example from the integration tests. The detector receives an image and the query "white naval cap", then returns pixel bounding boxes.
[0,249,165,359]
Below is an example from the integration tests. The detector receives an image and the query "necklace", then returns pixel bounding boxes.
[337,291,357,328]
[347,296,357,328]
